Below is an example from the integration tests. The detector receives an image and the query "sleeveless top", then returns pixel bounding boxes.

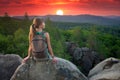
[33,31,52,60]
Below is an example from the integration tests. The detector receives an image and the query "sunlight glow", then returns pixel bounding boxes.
[56,10,64,15]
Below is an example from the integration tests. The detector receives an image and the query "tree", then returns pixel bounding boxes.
[87,26,97,50]
[45,18,66,58]
[24,12,29,20]
[3,12,11,21]
[4,12,9,17]
[14,28,28,57]
[110,45,120,58]
[70,27,86,47]
[0,34,9,54]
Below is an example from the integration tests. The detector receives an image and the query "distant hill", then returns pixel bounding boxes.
[13,14,120,26]
[105,15,120,21]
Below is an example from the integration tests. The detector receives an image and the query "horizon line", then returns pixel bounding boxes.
[0,14,120,17]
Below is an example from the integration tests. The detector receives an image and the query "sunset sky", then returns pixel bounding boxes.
[0,0,120,16]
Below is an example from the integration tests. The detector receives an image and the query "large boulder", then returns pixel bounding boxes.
[11,57,88,80]
[65,42,103,76]
[0,54,22,80]
[74,47,102,76]
[88,57,120,80]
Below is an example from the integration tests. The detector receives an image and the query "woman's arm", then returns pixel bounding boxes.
[27,44,32,57]
[23,45,32,63]
[23,26,32,62]
[45,32,55,58]
[27,26,32,57]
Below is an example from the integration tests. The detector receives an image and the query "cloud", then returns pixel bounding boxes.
[0,0,120,16]
[0,0,120,6]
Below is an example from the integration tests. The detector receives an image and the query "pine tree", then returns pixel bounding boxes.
[4,12,9,17]
[3,12,11,20]
[24,12,29,20]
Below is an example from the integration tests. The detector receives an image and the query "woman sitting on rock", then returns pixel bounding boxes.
[23,18,56,63]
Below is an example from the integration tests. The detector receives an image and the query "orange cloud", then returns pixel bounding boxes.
[0,0,120,16]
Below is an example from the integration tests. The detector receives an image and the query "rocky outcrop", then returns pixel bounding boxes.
[0,54,22,80]
[11,57,88,80]
[65,42,104,76]
[88,57,120,80]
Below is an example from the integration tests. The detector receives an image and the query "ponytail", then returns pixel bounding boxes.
[29,18,44,44]
[32,24,36,36]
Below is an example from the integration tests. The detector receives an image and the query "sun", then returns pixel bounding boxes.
[56,10,64,15]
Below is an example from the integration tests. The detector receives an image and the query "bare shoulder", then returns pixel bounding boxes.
[44,32,50,38]
[30,24,33,28]
[30,25,33,30]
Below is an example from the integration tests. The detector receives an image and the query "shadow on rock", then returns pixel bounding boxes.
[65,42,104,76]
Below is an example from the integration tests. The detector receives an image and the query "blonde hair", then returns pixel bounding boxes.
[29,18,44,44]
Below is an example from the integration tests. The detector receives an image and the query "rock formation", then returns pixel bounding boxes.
[65,42,104,75]
[11,57,88,80]
[88,57,120,80]
[0,54,22,80]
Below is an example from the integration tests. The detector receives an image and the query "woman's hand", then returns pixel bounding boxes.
[52,57,57,64]
[22,56,30,63]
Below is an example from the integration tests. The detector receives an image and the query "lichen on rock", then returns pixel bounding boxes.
[10,57,88,80]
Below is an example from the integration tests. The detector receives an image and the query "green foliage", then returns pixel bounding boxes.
[63,25,120,58]
[86,26,97,50]
[0,34,9,53]
[45,18,66,58]
[0,17,67,59]
[68,27,86,47]
[14,28,28,57]
[0,28,29,57]
[0,16,120,60]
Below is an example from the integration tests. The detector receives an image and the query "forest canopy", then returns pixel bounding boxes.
[0,14,120,60]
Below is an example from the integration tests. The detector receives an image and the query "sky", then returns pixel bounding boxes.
[0,0,120,16]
